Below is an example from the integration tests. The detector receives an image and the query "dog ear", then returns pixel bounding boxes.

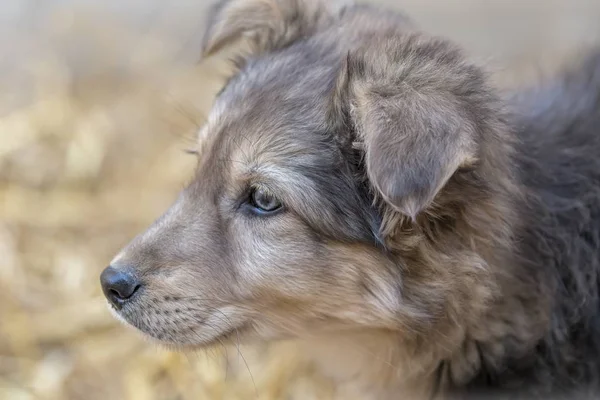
[201,0,350,58]
[336,35,488,219]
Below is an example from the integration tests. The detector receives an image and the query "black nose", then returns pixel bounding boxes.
[100,266,141,309]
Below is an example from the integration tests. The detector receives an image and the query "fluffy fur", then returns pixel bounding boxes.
[101,1,600,398]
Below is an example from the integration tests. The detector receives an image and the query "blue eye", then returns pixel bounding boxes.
[249,188,282,214]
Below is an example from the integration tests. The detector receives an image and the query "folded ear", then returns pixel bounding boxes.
[338,34,492,219]
[201,0,350,58]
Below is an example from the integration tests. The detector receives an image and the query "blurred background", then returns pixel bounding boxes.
[1,1,600,399]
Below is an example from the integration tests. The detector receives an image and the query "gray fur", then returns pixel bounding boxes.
[102,1,600,398]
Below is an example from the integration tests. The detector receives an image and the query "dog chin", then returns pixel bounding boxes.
[162,323,254,351]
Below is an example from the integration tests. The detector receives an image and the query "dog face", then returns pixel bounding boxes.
[104,44,405,346]
[102,0,515,352]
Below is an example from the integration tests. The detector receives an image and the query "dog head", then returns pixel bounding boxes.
[101,0,515,354]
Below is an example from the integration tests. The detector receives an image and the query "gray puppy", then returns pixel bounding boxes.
[101,1,600,398]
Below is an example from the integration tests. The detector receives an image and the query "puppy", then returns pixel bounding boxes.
[100,1,600,398]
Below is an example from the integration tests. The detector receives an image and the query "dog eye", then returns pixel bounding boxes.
[249,188,282,214]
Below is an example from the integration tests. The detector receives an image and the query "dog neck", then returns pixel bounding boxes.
[299,329,442,400]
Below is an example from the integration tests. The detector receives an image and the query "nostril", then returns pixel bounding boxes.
[100,266,141,306]
[109,288,124,299]
[109,283,138,300]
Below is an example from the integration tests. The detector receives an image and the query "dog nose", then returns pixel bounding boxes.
[100,266,141,309]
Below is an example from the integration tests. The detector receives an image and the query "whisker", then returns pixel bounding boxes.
[235,339,258,398]
[200,309,258,398]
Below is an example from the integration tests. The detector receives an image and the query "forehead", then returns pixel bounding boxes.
[198,45,341,174]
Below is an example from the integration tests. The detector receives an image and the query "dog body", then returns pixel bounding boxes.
[101,1,600,398]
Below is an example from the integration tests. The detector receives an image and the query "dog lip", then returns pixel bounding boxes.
[106,295,143,325]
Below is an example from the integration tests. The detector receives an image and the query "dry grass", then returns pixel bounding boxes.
[1,2,599,400]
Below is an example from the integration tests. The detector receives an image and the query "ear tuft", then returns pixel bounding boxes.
[201,0,351,58]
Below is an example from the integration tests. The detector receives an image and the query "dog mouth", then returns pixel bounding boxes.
[106,300,250,349]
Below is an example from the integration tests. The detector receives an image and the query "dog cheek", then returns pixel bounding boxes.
[231,223,324,294]
[359,268,403,325]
